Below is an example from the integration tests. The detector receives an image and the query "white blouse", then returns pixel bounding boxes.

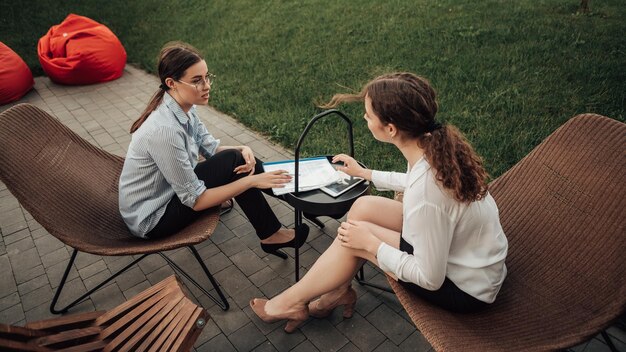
[374,157,508,303]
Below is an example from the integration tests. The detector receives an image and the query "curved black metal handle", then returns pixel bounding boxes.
[294,109,354,194]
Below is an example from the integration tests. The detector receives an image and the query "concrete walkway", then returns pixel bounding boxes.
[0,65,622,352]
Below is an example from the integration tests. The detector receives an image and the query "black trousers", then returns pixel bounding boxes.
[397,237,490,313]
[147,149,282,240]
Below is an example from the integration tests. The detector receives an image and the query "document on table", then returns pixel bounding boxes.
[262,156,340,195]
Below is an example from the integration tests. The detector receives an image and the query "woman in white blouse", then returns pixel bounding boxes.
[251,72,508,333]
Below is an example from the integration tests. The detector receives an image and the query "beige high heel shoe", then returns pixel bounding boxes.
[309,287,357,319]
[250,298,309,333]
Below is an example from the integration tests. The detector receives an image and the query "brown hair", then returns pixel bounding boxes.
[130,41,203,133]
[322,72,488,203]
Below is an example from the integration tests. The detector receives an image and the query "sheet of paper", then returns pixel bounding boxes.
[262,157,340,195]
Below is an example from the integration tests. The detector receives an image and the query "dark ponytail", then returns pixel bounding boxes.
[130,41,203,133]
[131,88,166,133]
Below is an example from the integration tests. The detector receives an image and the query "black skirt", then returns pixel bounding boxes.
[396,236,490,313]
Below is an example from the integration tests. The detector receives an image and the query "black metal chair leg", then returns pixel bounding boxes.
[159,246,230,311]
[601,331,619,352]
[50,249,149,314]
[355,264,393,293]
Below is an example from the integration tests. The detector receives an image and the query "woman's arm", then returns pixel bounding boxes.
[191,170,291,211]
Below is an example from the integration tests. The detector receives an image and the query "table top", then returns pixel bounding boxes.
[283,156,370,217]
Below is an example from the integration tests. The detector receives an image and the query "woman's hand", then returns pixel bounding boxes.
[234,146,256,174]
[249,170,292,189]
[337,219,382,255]
[332,154,370,180]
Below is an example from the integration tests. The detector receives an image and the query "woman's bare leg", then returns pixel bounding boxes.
[262,196,403,315]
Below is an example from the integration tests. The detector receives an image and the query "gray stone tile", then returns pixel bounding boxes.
[122,280,152,300]
[208,304,251,336]
[8,247,41,272]
[0,291,20,312]
[259,276,291,299]
[3,228,30,245]
[217,237,249,257]
[337,343,361,352]
[366,304,415,345]
[33,234,64,256]
[197,333,236,352]
[17,274,49,296]
[230,284,264,310]
[41,246,70,268]
[300,318,348,351]
[228,322,267,352]
[90,283,126,311]
[399,331,433,352]
[46,261,78,289]
[78,259,108,280]
[0,303,25,325]
[266,326,307,352]
[114,266,146,292]
[249,266,278,288]
[336,313,386,351]
[230,249,267,276]
[20,285,53,311]
[373,340,401,352]
[194,317,222,347]
[252,341,278,352]
[214,265,253,298]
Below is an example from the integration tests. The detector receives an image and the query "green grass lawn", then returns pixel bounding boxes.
[2,0,624,179]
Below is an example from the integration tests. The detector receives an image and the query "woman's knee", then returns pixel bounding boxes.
[347,195,379,220]
[218,148,245,167]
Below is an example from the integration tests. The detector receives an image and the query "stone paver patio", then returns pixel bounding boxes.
[0,65,623,351]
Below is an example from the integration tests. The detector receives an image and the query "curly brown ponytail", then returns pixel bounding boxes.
[322,72,488,203]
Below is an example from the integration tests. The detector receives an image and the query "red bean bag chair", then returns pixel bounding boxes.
[37,14,126,85]
[0,42,34,105]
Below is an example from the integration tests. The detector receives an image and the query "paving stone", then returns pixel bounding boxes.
[0,255,17,297]
[6,235,35,255]
[230,249,267,276]
[21,285,53,311]
[216,237,248,257]
[336,313,386,351]
[46,261,78,289]
[3,228,30,245]
[214,265,253,298]
[354,291,382,317]
[373,340,401,352]
[114,266,146,291]
[366,304,415,345]
[9,247,42,275]
[300,318,348,351]
[211,224,236,245]
[146,264,177,285]
[202,251,233,274]
[0,207,25,227]
[136,253,168,275]
[266,326,306,352]
[82,268,115,291]
[1,221,28,237]
[231,222,255,238]
[228,322,266,352]
[34,235,65,256]
[249,266,278,288]
[291,339,320,352]
[0,291,20,311]
[74,252,102,270]
[223,213,248,231]
[41,246,70,268]
[337,342,361,352]
[259,276,291,299]
[252,341,278,352]
[17,274,49,296]
[90,283,126,311]
[78,259,108,280]
[0,303,25,325]
[122,280,152,300]
[208,304,251,336]
[230,284,264,310]
[194,317,222,347]
[197,333,236,352]
[399,331,433,352]
[242,306,283,336]
[29,227,48,239]
[198,242,221,260]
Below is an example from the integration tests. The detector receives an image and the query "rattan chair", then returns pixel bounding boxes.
[388,113,626,351]
[0,275,208,351]
[0,104,229,314]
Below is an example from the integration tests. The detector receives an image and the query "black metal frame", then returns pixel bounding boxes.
[50,245,229,314]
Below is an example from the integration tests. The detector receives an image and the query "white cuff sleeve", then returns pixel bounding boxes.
[376,242,402,274]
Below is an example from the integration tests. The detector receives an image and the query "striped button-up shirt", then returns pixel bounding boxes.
[119,93,220,238]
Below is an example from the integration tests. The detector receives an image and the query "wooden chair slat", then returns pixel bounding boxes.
[159,300,197,352]
[34,326,101,347]
[0,324,48,338]
[0,336,52,351]
[24,311,104,332]
[95,276,177,326]
[100,282,178,340]
[58,340,107,352]
[116,291,185,352]
[146,300,191,352]
[135,294,188,352]
[170,306,208,352]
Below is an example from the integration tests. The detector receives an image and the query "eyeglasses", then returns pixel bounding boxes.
[177,73,215,91]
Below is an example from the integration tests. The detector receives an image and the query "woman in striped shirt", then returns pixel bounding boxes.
[119,42,308,257]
